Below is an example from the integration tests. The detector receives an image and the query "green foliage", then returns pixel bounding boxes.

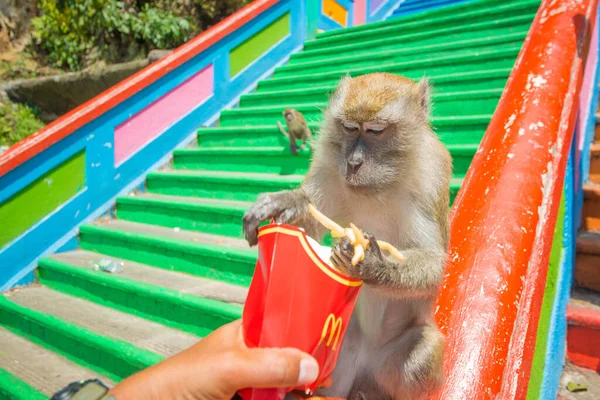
[31,0,193,70]
[0,101,45,147]
[0,60,40,82]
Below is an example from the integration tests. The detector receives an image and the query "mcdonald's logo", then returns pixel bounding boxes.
[319,314,343,350]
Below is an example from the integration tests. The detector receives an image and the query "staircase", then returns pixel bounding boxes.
[560,87,600,399]
[390,0,474,18]
[0,0,541,398]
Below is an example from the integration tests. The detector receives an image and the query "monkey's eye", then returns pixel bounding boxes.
[343,122,359,132]
[365,124,386,135]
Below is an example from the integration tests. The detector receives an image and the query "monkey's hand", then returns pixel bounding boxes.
[331,233,383,282]
[242,191,308,246]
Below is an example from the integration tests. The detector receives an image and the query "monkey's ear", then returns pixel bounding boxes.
[417,78,431,117]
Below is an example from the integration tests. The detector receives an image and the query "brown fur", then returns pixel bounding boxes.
[277,108,313,155]
[243,73,451,400]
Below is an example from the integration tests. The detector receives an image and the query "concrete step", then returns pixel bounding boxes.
[581,185,600,231]
[50,250,248,304]
[6,286,199,358]
[38,253,242,338]
[0,327,114,397]
[558,362,600,400]
[79,219,256,287]
[567,287,600,373]
[576,231,600,291]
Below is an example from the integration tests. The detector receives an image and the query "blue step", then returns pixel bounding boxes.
[391,0,476,18]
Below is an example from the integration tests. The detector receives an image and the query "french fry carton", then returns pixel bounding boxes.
[239,223,363,400]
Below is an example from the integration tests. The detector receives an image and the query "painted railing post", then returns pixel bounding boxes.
[354,0,367,26]
[432,0,599,398]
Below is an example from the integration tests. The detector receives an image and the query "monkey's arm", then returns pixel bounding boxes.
[276,121,290,139]
[242,188,324,246]
[331,235,445,297]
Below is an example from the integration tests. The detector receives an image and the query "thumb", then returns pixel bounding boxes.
[231,348,320,390]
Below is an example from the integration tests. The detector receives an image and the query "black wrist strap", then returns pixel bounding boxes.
[51,378,112,400]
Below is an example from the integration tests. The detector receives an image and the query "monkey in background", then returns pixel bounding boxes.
[243,73,451,400]
[277,108,313,155]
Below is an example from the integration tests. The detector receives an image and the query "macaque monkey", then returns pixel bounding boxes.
[243,73,451,400]
[277,108,313,155]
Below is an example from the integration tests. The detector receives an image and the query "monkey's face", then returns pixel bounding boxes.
[323,73,430,191]
[283,109,296,123]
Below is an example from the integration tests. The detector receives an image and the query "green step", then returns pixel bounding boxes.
[0,369,45,400]
[171,145,477,177]
[311,0,538,46]
[293,14,533,62]
[146,171,303,201]
[0,297,161,383]
[316,0,511,39]
[116,180,462,239]
[247,69,511,107]
[259,46,521,91]
[220,89,502,127]
[198,116,491,147]
[79,224,256,286]
[38,257,241,337]
[282,31,528,76]
[117,196,247,239]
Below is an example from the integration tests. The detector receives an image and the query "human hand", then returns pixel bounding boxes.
[109,319,320,400]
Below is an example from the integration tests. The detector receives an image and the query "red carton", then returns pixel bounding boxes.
[239,223,362,400]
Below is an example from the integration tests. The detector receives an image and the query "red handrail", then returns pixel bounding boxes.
[433,0,598,398]
[0,0,279,178]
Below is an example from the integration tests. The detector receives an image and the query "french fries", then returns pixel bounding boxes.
[307,204,405,266]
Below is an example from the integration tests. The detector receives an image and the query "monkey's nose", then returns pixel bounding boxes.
[347,160,363,174]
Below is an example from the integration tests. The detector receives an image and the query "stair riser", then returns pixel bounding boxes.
[575,253,600,292]
[590,149,600,184]
[293,17,531,62]
[296,22,531,65]
[146,174,301,202]
[172,150,475,177]
[117,199,246,239]
[306,1,538,50]
[116,186,460,240]
[0,298,161,382]
[567,306,600,373]
[256,52,518,91]
[38,259,241,337]
[79,227,255,286]
[198,120,489,148]
[582,197,600,230]
[220,95,500,127]
[594,120,600,142]
[246,76,509,107]
[173,151,312,175]
[319,0,515,39]
[283,33,528,76]
[274,47,518,80]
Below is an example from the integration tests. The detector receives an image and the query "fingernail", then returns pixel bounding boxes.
[298,358,319,385]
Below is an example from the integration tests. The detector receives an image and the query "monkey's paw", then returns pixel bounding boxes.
[330,233,382,281]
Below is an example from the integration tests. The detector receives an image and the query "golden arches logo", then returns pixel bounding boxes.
[319,314,343,350]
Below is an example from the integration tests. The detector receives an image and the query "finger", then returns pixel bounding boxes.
[321,375,333,388]
[229,348,320,390]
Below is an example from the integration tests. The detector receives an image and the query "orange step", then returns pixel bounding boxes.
[582,185,600,231]
[590,144,600,185]
[576,232,600,292]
